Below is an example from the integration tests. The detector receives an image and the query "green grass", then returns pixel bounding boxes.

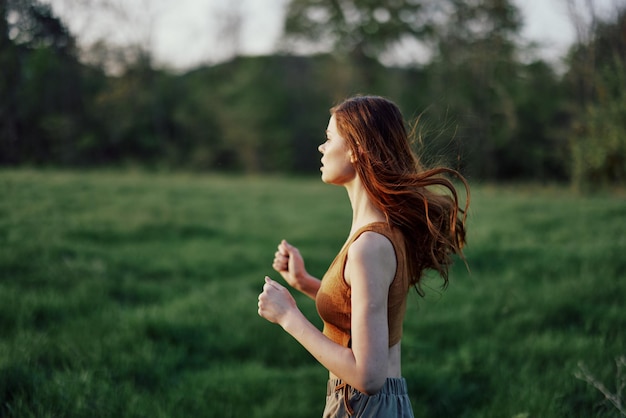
[1,169,624,417]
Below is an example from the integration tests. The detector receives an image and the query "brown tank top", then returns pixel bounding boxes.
[315,222,410,348]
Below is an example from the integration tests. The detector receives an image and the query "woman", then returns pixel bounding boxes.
[257,95,469,417]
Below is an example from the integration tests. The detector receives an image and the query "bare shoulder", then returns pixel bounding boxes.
[346,231,397,287]
[349,231,395,260]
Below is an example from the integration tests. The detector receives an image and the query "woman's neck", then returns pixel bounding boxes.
[345,176,386,234]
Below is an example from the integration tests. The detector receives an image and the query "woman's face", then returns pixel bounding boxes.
[318,114,356,185]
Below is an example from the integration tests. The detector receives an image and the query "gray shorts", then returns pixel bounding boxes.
[323,378,415,417]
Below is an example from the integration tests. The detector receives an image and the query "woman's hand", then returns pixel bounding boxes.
[272,240,321,301]
[272,240,307,288]
[258,276,297,326]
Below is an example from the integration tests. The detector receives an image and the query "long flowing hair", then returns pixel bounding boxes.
[331,95,469,294]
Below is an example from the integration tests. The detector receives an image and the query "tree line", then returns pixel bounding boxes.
[1,0,624,188]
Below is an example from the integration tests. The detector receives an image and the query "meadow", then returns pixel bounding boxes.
[0,169,624,418]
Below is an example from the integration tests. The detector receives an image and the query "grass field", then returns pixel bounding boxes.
[1,169,624,418]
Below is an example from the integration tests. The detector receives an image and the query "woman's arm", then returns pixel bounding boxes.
[344,232,396,392]
[259,232,396,395]
[272,240,321,300]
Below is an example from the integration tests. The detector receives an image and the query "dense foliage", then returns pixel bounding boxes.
[1,0,625,186]
[565,10,626,189]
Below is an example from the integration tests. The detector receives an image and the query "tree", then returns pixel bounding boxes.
[281,0,436,61]
[425,0,528,179]
[280,0,566,181]
[5,0,76,54]
[0,1,20,163]
[565,5,626,188]
[280,0,440,91]
[0,0,88,165]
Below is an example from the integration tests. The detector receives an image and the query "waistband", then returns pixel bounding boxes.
[326,377,408,396]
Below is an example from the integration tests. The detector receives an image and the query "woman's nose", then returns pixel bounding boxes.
[318,143,324,153]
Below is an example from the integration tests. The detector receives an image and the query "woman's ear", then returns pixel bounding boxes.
[350,145,362,163]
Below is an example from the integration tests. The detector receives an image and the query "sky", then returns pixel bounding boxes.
[44,0,621,70]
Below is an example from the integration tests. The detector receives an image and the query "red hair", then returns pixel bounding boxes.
[331,95,469,293]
